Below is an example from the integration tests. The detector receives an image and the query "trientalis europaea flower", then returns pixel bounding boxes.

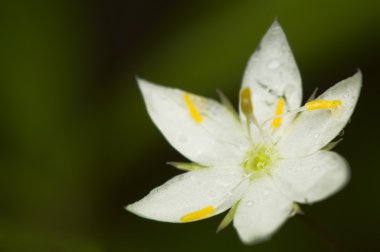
[126,20,361,244]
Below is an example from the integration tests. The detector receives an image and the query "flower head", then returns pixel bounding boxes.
[126,20,361,244]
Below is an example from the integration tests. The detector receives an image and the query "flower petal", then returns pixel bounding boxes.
[233,177,292,244]
[277,71,362,157]
[138,78,249,166]
[272,151,349,204]
[241,20,302,124]
[126,167,249,223]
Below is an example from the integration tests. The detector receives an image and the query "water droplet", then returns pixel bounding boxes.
[263,190,270,198]
[246,201,254,207]
[178,134,188,144]
[311,166,320,174]
[268,60,280,69]
[180,174,192,183]
[313,133,320,139]
[208,190,218,199]
[290,166,298,173]
[344,92,350,98]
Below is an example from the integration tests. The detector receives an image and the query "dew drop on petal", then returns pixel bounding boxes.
[268,60,280,70]
[311,166,320,175]
[196,179,206,187]
[195,149,205,160]
[184,175,197,185]
[313,133,320,139]
[344,92,350,98]
[263,190,271,200]
[208,190,218,199]
[177,134,188,144]
[290,164,299,173]
[246,201,254,207]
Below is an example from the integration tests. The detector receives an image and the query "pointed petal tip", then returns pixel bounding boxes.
[271,18,281,27]
[125,200,141,211]
[136,77,160,95]
[268,18,284,33]
[347,70,363,89]
[353,69,362,81]
[135,76,148,87]
[258,18,288,48]
[135,76,146,89]
[125,204,133,212]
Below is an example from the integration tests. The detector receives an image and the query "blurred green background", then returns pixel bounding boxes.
[0,0,379,251]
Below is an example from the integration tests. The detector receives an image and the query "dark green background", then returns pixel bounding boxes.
[0,0,379,251]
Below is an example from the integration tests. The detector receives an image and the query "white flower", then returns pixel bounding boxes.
[126,20,361,244]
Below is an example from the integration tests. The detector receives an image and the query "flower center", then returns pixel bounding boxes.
[243,144,277,177]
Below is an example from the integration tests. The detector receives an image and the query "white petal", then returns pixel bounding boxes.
[126,167,248,223]
[277,71,362,157]
[138,78,249,166]
[233,177,292,244]
[241,20,302,124]
[272,151,349,203]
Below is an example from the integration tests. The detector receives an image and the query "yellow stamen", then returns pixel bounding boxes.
[240,87,253,118]
[180,206,215,222]
[271,97,285,128]
[183,93,203,123]
[305,100,342,111]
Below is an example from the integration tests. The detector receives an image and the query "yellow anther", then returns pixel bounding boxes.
[305,100,342,111]
[240,87,253,118]
[183,93,203,123]
[180,206,215,222]
[271,97,285,128]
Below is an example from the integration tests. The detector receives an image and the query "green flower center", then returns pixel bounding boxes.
[243,145,277,177]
